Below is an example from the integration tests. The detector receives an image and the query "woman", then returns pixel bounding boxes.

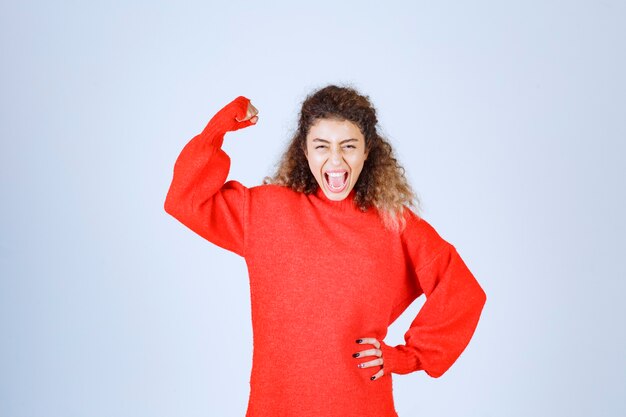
[164,84,487,417]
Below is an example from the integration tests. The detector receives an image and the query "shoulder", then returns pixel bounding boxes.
[248,183,302,207]
[399,206,451,255]
[249,183,297,198]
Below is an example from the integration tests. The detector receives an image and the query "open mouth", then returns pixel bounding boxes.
[324,170,349,193]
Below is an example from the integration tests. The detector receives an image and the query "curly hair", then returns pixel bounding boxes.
[262,83,422,233]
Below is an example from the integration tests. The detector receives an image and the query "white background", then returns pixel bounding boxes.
[1,1,624,416]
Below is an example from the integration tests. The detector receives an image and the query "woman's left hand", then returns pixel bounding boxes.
[353,337,384,381]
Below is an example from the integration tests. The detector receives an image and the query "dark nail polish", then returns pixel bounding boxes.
[370,376,376,380]
[352,353,360,358]
[356,339,362,343]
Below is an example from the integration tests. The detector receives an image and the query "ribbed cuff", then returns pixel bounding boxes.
[218,95,253,132]
[379,340,423,375]
[201,96,253,145]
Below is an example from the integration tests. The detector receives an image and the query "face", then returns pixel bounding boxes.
[304,118,369,201]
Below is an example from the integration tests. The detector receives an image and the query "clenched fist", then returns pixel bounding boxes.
[211,96,259,133]
[236,101,259,125]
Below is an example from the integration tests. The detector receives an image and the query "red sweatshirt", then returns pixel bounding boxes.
[164,96,487,417]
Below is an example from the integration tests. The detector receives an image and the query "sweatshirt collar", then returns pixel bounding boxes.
[313,186,358,211]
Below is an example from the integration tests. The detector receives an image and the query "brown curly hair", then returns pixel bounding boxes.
[262,83,422,233]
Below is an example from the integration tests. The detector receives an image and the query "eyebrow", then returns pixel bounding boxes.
[312,138,359,144]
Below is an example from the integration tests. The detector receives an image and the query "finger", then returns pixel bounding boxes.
[248,103,258,117]
[352,348,381,358]
[356,337,381,350]
[235,113,259,124]
[356,357,384,369]
[370,368,384,381]
[230,117,255,131]
[239,103,259,122]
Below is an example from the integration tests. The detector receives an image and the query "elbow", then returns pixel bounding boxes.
[424,364,449,379]
[163,193,181,219]
[470,284,487,322]
[164,195,174,215]
[478,283,487,308]
[476,284,487,307]
[164,197,172,215]
[164,185,185,218]
[469,275,487,310]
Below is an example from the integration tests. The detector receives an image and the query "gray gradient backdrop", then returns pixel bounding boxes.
[1,1,624,416]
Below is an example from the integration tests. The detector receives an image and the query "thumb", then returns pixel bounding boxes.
[227,96,258,132]
[230,114,257,131]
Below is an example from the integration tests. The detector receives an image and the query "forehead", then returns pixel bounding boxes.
[306,118,364,142]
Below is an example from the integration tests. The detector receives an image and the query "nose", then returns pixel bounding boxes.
[329,146,343,165]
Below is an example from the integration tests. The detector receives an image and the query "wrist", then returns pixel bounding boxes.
[380,340,423,375]
[204,96,251,135]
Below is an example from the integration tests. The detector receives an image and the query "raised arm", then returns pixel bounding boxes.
[380,215,487,378]
[164,95,258,257]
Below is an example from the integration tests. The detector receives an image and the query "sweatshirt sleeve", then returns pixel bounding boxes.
[379,214,487,378]
[163,95,254,257]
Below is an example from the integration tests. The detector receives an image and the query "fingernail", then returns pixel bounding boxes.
[352,353,360,358]
[355,339,362,343]
[370,376,376,381]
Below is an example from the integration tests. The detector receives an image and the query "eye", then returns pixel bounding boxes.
[315,145,327,149]
[344,145,356,149]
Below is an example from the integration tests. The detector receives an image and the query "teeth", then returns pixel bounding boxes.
[325,171,348,191]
